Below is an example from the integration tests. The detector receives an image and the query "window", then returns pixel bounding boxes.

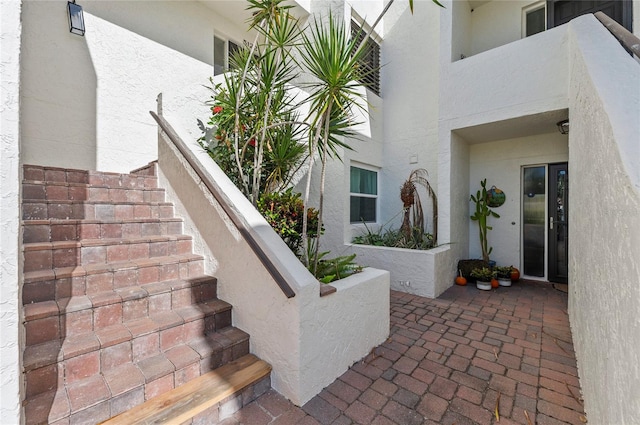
[350,166,378,223]
[523,2,546,37]
[350,20,381,96]
[214,35,241,75]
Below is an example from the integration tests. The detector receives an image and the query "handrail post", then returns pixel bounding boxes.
[594,11,640,59]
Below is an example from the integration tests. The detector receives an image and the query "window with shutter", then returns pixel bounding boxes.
[350,20,381,96]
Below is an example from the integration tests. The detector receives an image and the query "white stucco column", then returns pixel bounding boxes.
[0,0,23,423]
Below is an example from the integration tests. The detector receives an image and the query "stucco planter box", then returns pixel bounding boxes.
[345,244,454,299]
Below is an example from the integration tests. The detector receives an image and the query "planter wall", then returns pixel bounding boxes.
[345,243,455,298]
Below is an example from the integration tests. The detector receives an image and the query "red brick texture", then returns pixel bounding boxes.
[228,283,585,425]
[21,165,256,424]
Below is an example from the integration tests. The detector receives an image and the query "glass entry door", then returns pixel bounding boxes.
[548,163,568,283]
[522,164,569,282]
[522,166,546,277]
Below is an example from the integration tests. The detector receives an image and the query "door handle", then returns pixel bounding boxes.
[549,216,554,230]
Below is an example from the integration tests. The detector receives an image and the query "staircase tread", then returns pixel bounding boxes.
[22,234,192,250]
[100,354,271,425]
[24,320,243,371]
[23,280,225,321]
[22,179,164,189]
[22,199,173,206]
[23,218,183,225]
[23,253,204,283]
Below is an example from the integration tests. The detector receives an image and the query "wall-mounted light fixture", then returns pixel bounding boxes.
[556,119,569,135]
[67,1,85,36]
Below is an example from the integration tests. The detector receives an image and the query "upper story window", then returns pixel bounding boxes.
[350,165,378,223]
[350,20,381,96]
[523,2,546,37]
[214,35,241,75]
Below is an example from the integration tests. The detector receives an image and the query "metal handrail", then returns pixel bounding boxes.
[149,110,296,298]
[594,11,640,58]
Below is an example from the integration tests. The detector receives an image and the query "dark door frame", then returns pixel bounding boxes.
[547,163,568,284]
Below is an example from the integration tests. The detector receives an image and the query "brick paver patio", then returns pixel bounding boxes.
[220,281,586,425]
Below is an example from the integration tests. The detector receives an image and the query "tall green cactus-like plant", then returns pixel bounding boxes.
[470,179,500,262]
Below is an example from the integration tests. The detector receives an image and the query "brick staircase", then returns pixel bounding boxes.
[21,164,270,424]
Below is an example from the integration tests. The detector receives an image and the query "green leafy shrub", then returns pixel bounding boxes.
[494,265,513,279]
[352,223,436,250]
[304,239,361,283]
[470,267,496,282]
[257,189,320,257]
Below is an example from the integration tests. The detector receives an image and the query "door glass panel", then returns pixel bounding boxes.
[523,167,546,277]
[550,165,568,281]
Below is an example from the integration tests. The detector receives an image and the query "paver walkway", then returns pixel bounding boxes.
[220,281,586,425]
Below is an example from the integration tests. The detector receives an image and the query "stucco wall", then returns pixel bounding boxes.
[0,1,22,422]
[566,15,640,424]
[157,113,390,405]
[468,133,568,268]
[380,0,441,237]
[469,0,540,56]
[438,2,569,272]
[441,23,568,129]
[20,0,249,173]
[451,0,472,60]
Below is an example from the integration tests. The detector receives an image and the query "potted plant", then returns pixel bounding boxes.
[470,179,500,263]
[470,267,496,291]
[495,266,513,287]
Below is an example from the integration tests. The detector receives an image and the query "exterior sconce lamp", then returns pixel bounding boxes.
[67,1,85,36]
[556,119,569,135]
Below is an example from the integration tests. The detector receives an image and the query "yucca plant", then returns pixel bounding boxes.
[201,0,307,204]
[201,0,444,281]
[298,14,367,273]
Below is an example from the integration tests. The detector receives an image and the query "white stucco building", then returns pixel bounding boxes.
[1,0,639,423]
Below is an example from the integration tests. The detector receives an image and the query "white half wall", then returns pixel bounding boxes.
[441,23,569,129]
[0,1,23,423]
[157,110,390,406]
[566,15,640,424]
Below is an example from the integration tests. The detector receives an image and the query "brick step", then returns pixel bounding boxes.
[23,328,251,425]
[23,253,204,304]
[24,272,218,312]
[129,161,158,177]
[22,217,184,243]
[23,235,194,272]
[23,281,226,347]
[23,293,233,371]
[101,354,270,425]
[22,199,174,221]
[22,179,166,203]
[24,165,158,189]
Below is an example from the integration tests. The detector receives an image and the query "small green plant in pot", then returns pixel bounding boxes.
[494,266,513,287]
[470,267,495,291]
[470,179,500,263]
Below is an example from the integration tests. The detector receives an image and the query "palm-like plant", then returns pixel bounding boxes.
[202,0,308,204]
[400,168,438,245]
[201,0,445,279]
[298,14,367,272]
